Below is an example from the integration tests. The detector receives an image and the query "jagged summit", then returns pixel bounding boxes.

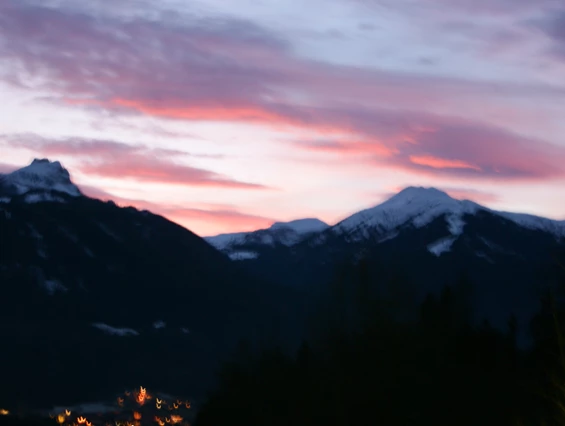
[0,158,82,201]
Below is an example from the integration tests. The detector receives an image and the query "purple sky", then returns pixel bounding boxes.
[1,0,564,235]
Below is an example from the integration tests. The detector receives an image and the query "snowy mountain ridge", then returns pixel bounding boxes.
[205,218,329,254]
[2,160,563,246]
[207,186,565,259]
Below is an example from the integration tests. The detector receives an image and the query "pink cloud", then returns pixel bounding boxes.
[290,111,565,181]
[2,134,270,189]
[294,139,396,157]
[1,0,565,184]
[80,157,268,189]
[440,188,500,204]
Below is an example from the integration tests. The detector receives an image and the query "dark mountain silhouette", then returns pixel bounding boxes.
[0,159,302,411]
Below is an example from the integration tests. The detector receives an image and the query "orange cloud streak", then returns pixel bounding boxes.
[296,139,396,157]
[409,155,482,171]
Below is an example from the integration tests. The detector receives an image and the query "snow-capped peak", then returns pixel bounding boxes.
[204,218,329,253]
[388,186,454,204]
[332,186,481,241]
[269,218,329,234]
[0,158,81,199]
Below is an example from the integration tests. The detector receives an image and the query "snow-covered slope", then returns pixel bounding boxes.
[496,211,565,238]
[0,158,81,202]
[205,218,329,257]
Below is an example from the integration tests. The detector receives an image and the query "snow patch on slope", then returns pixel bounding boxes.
[228,251,259,260]
[43,279,68,295]
[24,192,68,203]
[446,213,466,235]
[428,237,456,257]
[92,323,139,336]
[205,232,248,250]
[153,320,166,329]
[426,213,468,255]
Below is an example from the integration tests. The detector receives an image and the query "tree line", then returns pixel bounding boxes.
[194,256,565,426]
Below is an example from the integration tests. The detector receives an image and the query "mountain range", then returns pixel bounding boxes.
[1,158,564,411]
[205,185,565,336]
[206,186,564,258]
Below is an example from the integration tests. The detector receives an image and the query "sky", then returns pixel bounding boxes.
[1,0,565,236]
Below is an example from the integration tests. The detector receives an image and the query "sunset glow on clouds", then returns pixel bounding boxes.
[1,0,564,235]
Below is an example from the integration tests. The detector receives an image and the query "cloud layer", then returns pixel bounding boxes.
[1,0,564,232]
[1,134,268,189]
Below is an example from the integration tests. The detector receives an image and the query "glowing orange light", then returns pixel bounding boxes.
[154,417,165,426]
[77,417,87,424]
[57,414,66,424]
[133,412,142,420]
[185,401,191,409]
[0,409,9,416]
[86,421,92,426]
[136,386,147,405]
[172,403,178,410]
[65,410,72,417]
[165,417,171,423]
[170,415,182,424]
